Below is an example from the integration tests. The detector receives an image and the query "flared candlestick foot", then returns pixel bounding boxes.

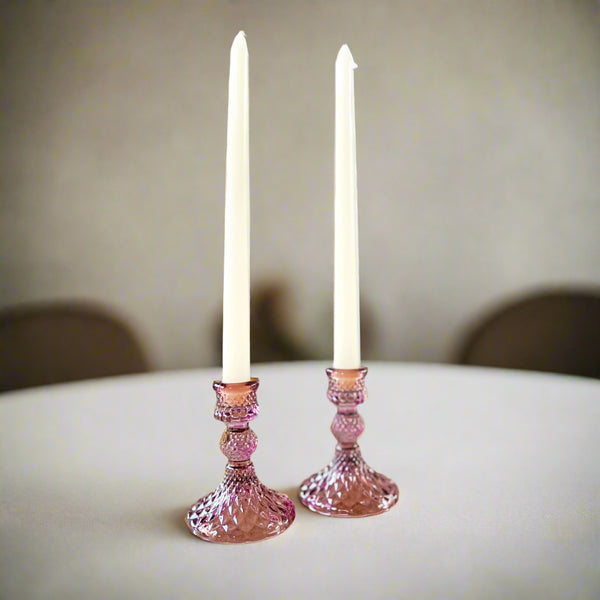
[299,444,398,517]
[186,463,295,543]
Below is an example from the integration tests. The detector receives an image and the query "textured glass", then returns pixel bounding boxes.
[299,368,399,517]
[185,379,295,543]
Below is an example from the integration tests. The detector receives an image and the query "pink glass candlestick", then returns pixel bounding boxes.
[299,367,399,517]
[186,378,295,543]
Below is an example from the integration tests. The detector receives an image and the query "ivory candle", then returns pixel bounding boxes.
[333,44,361,369]
[222,31,251,383]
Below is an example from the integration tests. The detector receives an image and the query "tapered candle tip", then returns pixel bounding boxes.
[337,44,357,69]
[232,31,247,51]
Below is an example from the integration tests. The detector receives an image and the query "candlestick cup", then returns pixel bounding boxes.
[299,367,398,517]
[186,378,295,543]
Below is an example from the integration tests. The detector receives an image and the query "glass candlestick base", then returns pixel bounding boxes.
[299,367,399,517]
[186,379,295,543]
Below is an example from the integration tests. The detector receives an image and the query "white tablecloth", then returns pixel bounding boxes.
[1,362,599,599]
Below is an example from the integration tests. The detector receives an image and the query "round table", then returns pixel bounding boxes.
[1,362,599,599]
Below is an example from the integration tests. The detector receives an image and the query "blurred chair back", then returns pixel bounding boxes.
[457,291,600,379]
[0,301,150,392]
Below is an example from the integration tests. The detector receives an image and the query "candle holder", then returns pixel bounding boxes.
[186,378,295,543]
[299,367,398,517]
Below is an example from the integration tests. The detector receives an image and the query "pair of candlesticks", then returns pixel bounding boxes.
[185,366,399,543]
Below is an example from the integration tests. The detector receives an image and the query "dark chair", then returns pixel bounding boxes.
[457,290,600,379]
[0,301,151,392]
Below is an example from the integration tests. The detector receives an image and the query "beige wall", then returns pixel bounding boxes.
[1,0,599,369]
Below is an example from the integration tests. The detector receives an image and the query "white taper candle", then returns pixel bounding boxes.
[333,44,361,369]
[222,31,251,383]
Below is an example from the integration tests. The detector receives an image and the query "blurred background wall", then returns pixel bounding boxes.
[1,0,599,370]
